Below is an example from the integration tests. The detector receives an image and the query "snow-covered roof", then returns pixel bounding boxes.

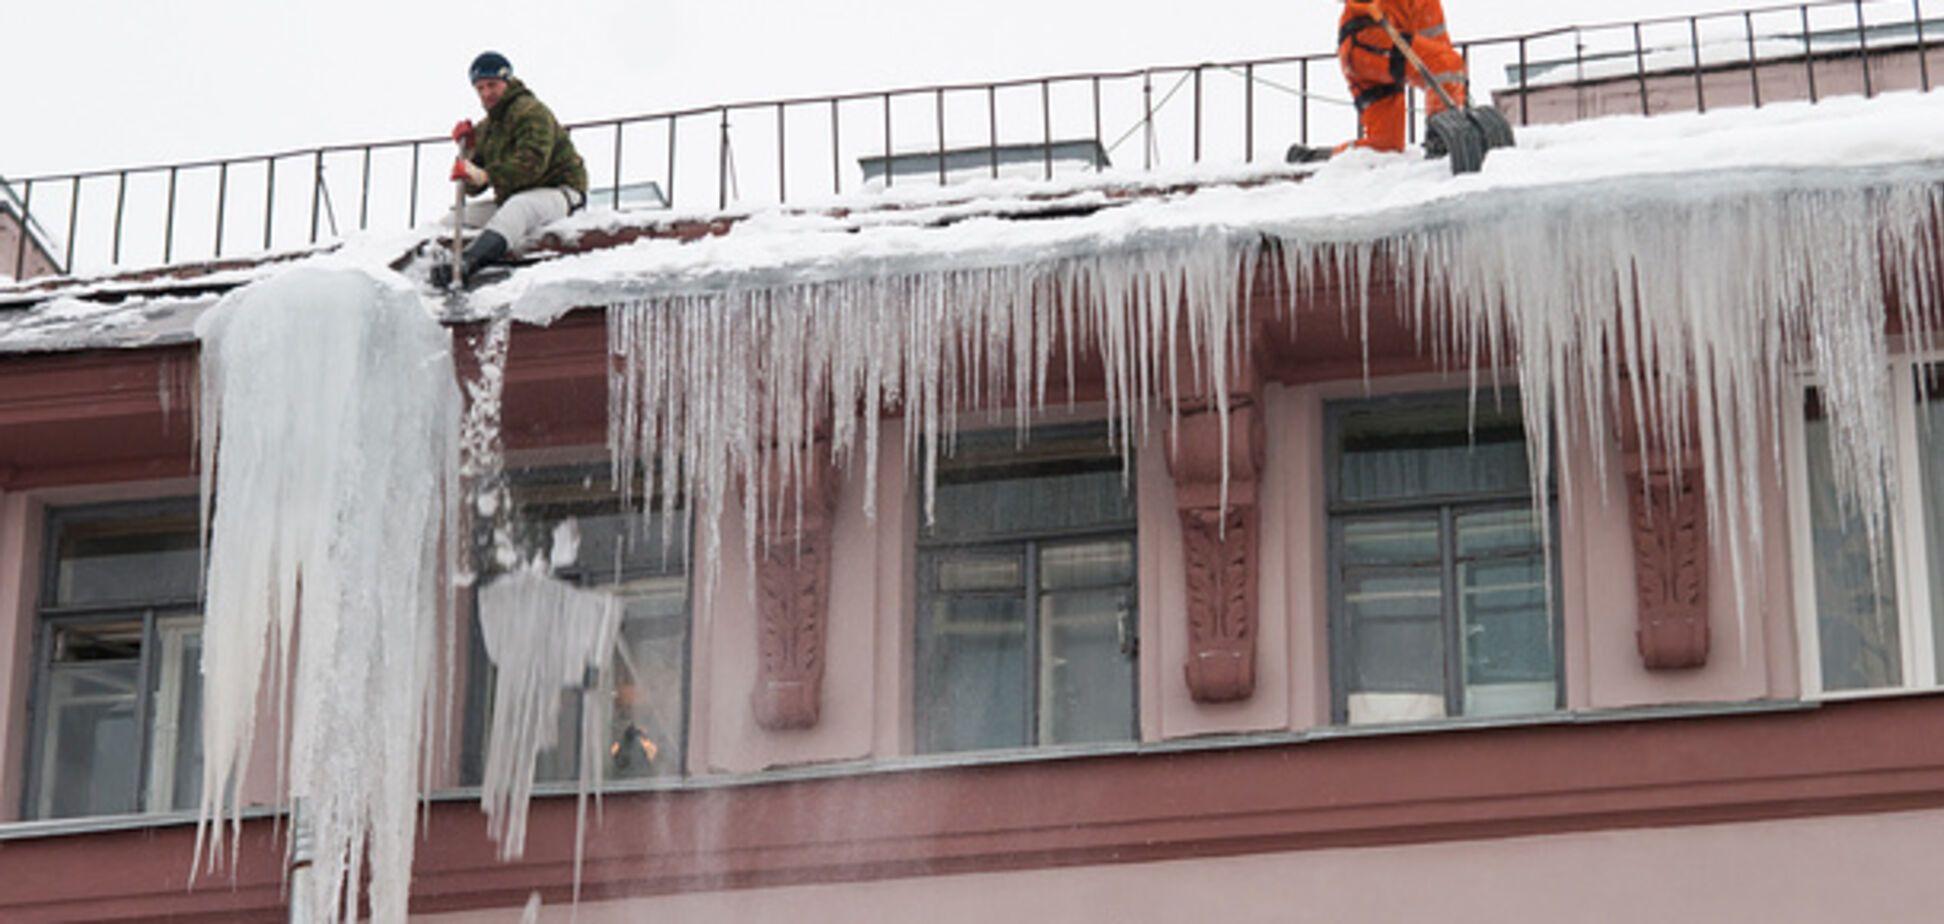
[3,89,1944,356]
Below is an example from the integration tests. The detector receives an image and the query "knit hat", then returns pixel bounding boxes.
[469,52,513,84]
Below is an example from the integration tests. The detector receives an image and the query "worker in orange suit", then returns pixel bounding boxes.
[1289,0,1470,161]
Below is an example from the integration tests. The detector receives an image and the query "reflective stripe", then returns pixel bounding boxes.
[1354,82,1403,110]
[1419,23,1447,39]
[1430,71,1469,86]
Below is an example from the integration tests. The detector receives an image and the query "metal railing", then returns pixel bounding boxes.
[3,0,1935,284]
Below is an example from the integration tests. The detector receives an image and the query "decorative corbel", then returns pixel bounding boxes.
[1615,391,1710,670]
[750,442,841,730]
[1168,391,1267,703]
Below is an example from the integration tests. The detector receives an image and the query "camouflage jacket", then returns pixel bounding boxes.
[468,78,588,203]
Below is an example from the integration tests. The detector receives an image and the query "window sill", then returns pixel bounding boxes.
[0,697,1830,842]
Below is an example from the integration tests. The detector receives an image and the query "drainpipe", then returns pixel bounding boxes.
[288,799,314,924]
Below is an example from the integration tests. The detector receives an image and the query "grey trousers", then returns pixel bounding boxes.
[453,186,583,252]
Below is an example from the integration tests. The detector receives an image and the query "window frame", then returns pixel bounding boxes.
[458,465,696,787]
[23,498,203,821]
[1785,358,1943,699]
[1323,391,1564,726]
[912,425,1140,755]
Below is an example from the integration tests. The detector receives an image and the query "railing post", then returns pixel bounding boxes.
[988,85,1001,179]
[1092,77,1104,172]
[613,122,624,211]
[216,162,230,259]
[408,143,421,229]
[1041,79,1054,181]
[1690,17,1707,114]
[1917,0,1933,93]
[1244,63,1256,162]
[935,88,948,186]
[263,157,276,253]
[1142,70,1155,171]
[718,107,732,210]
[778,103,790,203]
[65,178,81,273]
[1518,38,1532,125]
[309,150,325,244]
[1746,11,1764,107]
[831,100,842,196]
[112,172,128,267]
[1635,23,1652,115]
[359,148,372,231]
[883,92,895,188]
[11,179,30,280]
[1803,4,1820,103]
[164,166,178,265]
[1301,59,1311,145]
[669,114,680,208]
[1854,0,1875,97]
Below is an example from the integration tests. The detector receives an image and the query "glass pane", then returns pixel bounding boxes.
[936,553,1023,592]
[39,620,145,818]
[1457,508,1542,557]
[151,623,205,812]
[1804,408,1901,691]
[917,593,1027,753]
[1344,569,1444,698]
[1040,587,1134,746]
[51,506,199,607]
[1460,556,1556,716]
[929,468,1133,540]
[1343,516,1440,565]
[1919,366,1944,684]
[1040,540,1134,590]
[1335,396,1530,504]
[607,575,689,780]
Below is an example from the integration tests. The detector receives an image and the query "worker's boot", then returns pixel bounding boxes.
[430,230,510,289]
[1284,143,1334,165]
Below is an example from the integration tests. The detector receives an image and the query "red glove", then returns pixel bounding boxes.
[451,119,475,146]
[450,158,487,187]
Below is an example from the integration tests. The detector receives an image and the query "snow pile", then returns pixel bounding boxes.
[475,566,618,861]
[192,265,461,924]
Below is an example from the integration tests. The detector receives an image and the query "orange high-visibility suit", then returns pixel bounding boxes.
[1338,0,1468,152]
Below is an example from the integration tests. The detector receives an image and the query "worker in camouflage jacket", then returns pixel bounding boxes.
[433,51,589,287]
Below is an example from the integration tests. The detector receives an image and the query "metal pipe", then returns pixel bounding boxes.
[1804,4,1821,103]
[407,143,421,228]
[717,108,731,210]
[988,85,1001,179]
[215,162,229,259]
[936,88,948,186]
[1917,0,1933,92]
[287,799,314,924]
[613,122,624,210]
[668,114,680,208]
[263,157,276,252]
[1091,77,1104,172]
[1041,79,1054,180]
[11,179,30,280]
[1518,38,1531,125]
[309,150,324,244]
[831,100,842,195]
[883,92,894,188]
[1192,65,1204,163]
[65,178,81,273]
[778,103,789,202]
[1244,63,1255,162]
[359,148,372,230]
[1142,70,1154,171]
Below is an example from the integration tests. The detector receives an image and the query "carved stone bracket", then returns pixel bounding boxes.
[1169,398,1267,703]
[751,446,841,730]
[1615,393,1710,671]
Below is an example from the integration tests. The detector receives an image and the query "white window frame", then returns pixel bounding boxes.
[1785,356,1942,699]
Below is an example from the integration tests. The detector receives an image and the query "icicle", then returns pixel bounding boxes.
[193,265,460,924]
[475,567,620,861]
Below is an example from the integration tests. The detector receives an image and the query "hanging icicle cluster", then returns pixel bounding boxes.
[602,163,1944,624]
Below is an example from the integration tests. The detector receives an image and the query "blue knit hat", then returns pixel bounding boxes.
[469,52,512,84]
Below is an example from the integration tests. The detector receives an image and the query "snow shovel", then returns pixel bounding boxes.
[1377,17,1516,174]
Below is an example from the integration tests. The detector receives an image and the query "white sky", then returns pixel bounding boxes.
[4,0,1833,179]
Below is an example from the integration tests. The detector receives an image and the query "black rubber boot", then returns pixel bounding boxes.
[430,230,510,289]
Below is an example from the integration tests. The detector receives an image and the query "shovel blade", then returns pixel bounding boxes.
[1427,109,1487,174]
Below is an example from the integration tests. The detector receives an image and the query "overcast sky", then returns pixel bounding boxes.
[5,0,1822,180]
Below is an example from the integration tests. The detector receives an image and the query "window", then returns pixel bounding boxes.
[914,425,1138,755]
[463,470,690,785]
[1327,393,1560,725]
[1791,363,1944,695]
[27,501,203,820]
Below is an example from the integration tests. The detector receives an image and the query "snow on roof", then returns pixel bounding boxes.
[3,88,1944,356]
